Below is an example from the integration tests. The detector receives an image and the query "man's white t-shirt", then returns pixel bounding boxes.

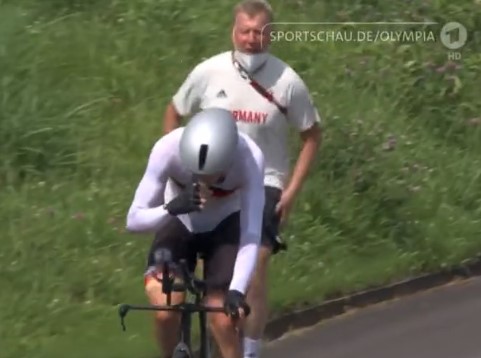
[172,51,321,190]
[126,128,265,294]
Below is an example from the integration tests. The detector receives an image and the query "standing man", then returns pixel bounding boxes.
[162,1,322,357]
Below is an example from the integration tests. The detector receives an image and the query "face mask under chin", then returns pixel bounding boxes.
[233,50,269,74]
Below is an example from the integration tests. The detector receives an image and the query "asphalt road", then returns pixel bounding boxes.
[262,277,481,358]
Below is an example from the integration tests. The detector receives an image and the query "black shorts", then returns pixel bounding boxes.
[261,186,287,254]
[145,212,240,291]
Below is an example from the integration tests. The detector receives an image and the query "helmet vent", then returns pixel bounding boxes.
[198,144,208,170]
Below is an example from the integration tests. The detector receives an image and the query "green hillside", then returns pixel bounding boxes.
[1,0,480,357]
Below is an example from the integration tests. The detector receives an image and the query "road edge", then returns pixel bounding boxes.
[263,255,481,341]
[192,255,481,357]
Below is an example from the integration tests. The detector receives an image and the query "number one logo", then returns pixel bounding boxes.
[446,26,460,43]
[440,22,468,50]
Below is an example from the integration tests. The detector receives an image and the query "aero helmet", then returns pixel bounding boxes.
[179,108,239,175]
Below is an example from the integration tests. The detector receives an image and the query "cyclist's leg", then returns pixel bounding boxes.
[144,216,197,358]
[201,212,244,358]
[244,185,284,358]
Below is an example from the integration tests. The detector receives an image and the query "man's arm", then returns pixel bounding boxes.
[163,102,183,134]
[162,62,207,134]
[228,143,266,294]
[286,123,322,197]
[126,140,171,233]
[284,72,323,197]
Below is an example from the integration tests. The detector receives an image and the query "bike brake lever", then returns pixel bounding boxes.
[244,303,251,317]
[118,304,130,331]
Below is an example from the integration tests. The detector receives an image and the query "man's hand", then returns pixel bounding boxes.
[275,188,296,225]
[164,182,205,215]
[224,290,250,320]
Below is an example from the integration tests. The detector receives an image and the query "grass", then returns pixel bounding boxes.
[1,0,480,357]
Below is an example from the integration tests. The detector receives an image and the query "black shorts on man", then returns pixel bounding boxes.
[261,186,287,254]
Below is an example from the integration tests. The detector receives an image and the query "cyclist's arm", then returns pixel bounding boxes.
[228,143,266,294]
[126,140,171,233]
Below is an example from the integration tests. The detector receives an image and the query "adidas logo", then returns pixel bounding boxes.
[216,89,227,98]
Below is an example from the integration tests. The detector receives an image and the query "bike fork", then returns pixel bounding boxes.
[174,311,193,358]
[198,310,209,358]
[181,310,192,349]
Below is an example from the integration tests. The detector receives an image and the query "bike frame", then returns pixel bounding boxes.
[118,254,225,358]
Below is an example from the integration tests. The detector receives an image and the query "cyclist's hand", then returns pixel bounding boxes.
[224,290,249,320]
[198,181,213,200]
[164,182,204,215]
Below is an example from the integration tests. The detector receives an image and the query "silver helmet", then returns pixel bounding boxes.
[179,108,239,175]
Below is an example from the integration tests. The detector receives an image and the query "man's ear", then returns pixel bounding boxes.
[231,24,236,45]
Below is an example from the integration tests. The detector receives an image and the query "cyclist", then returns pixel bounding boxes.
[126,107,266,358]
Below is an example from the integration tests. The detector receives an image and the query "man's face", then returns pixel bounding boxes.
[232,11,271,53]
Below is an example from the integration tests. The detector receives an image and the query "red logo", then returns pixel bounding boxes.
[231,110,268,124]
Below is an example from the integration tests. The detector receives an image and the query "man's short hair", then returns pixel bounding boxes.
[233,0,274,23]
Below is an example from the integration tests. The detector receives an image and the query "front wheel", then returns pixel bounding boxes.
[173,342,192,358]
